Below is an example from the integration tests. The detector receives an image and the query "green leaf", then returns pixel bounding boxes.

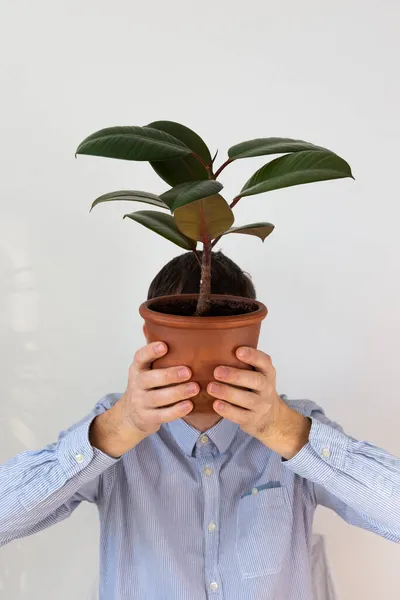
[160,181,223,212]
[228,137,327,160]
[123,210,196,250]
[76,126,191,162]
[90,190,169,212]
[222,222,275,242]
[240,150,353,198]
[147,121,211,186]
[174,194,234,242]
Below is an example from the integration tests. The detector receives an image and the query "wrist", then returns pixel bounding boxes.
[89,400,146,458]
[258,402,311,460]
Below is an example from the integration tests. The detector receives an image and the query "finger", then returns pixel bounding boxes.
[148,381,200,407]
[207,382,256,410]
[133,341,168,372]
[213,400,250,426]
[214,365,264,392]
[153,400,194,424]
[141,365,192,390]
[236,347,275,377]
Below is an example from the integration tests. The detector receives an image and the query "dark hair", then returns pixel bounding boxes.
[147,250,256,300]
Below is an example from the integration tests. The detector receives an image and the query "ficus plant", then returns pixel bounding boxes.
[76,121,353,316]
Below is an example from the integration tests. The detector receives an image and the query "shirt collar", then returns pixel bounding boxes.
[167,418,239,456]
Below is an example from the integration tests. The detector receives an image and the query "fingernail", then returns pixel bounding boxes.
[215,366,228,379]
[209,383,219,393]
[182,402,193,411]
[186,383,198,394]
[215,401,225,411]
[178,367,190,379]
[156,343,166,354]
[237,347,248,358]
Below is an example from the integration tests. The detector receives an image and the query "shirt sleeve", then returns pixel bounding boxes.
[283,399,400,543]
[0,393,121,547]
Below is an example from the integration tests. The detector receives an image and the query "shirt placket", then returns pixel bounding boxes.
[196,435,223,599]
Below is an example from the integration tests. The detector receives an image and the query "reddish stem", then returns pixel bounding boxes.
[192,152,209,169]
[195,241,212,316]
[191,152,214,179]
[211,236,220,249]
[230,195,242,209]
[214,157,233,179]
[194,200,212,316]
[192,248,202,267]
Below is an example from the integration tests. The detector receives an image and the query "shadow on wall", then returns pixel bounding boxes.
[0,212,106,599]
[0,244,41,596]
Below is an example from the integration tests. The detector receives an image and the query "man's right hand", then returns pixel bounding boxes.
[89,342,198,458]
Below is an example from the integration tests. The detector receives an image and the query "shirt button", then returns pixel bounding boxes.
[200,435,209,444]
[251,487,259,496]
[209,582,219,591]
[321,448,331,459]
[74,453,85,464]
[203,466,214,476]
[208,521,217,532]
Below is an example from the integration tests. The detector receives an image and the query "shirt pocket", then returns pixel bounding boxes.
[236,485,292,578]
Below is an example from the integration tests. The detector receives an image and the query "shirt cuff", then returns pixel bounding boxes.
[58,416,119,479]
[19,417,119,512]
[283,417,350,484]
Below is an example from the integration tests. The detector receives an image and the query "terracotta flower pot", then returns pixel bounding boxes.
[139,294,268,413]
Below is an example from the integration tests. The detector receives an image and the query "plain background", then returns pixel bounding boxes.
[0,0,399,598]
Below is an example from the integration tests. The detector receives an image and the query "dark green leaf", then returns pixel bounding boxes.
[123,210,196,250]
[241,150,353,197]
[147,121,211,186]
[228,137,327,160]
[148,121,211,162]
[151,157,209,187]
[160,181,223,212]
[174,194,234,242]
[90,190,168,212]
[76,126,191,162]
[222,222,275,242]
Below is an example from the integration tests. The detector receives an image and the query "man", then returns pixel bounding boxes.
[1,250,399,600]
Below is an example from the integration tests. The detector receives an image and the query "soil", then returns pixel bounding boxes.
[148,296,259,317]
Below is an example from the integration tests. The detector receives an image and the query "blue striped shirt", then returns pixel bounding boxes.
[1,394,399,599]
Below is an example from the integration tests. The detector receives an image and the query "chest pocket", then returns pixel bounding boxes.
[236,485,292,578]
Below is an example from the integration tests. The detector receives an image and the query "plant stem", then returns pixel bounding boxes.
[210,236,220,249]
[192,152,209,169]
[192,248,202,267]
[214,157,233,179]
[191,152,214,179]
[195,199,212,316]
[211,149,219,164]
[195,241,212,316]
[229,195,242,209]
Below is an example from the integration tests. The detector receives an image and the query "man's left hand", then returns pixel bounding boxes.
[207,347,311,460]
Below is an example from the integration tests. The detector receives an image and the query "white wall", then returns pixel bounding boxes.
[0,0,399,598]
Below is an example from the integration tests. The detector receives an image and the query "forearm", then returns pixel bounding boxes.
[89,398,146,458]
[285,411,400,537]
[0,398,118,543]
[257,402,311,460]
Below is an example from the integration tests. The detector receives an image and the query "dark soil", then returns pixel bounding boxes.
[149,297,259,317]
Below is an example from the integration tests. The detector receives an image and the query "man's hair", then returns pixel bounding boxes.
[147,250,256,300]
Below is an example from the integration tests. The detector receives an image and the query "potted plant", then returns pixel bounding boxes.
[76,121,353,411]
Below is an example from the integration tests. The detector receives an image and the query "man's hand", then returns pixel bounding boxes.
[90,342,198,458]
[207,347,311,460]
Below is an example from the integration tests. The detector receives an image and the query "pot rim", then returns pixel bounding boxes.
[139,294,268,330]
